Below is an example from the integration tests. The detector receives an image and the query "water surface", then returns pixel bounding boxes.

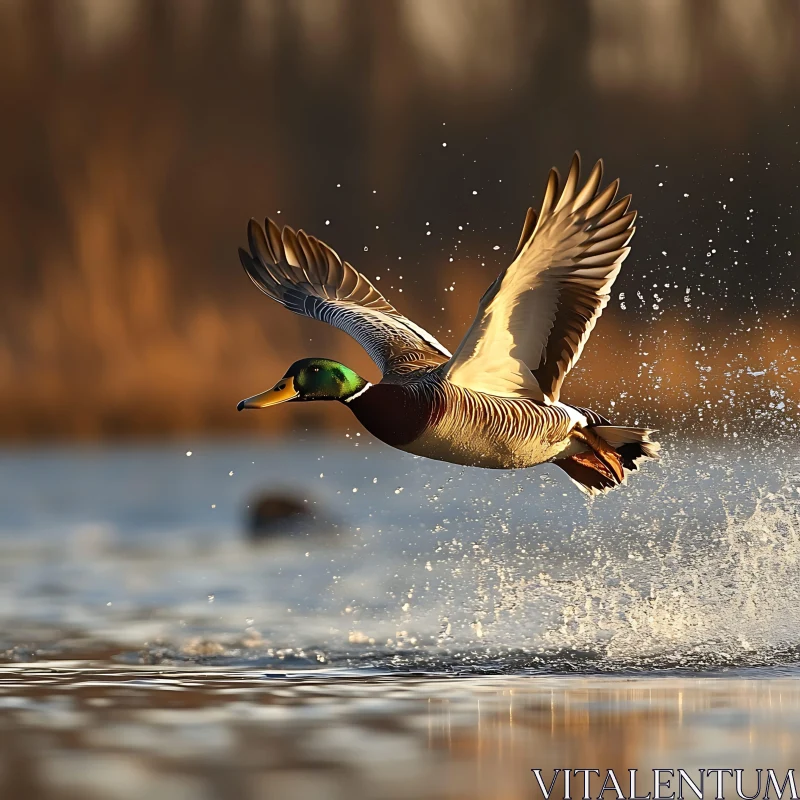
[0,438,798,798]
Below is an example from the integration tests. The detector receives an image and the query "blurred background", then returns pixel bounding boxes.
[1,0,799,441]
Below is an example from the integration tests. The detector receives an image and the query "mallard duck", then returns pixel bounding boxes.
[237,153,660,495]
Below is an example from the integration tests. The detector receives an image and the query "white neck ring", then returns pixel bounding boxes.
[344,382,372,403]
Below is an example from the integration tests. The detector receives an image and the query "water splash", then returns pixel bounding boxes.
[538,494,799,663]
[424,461,800,671]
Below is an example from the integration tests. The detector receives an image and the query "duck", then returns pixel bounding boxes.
[237,153,660,495]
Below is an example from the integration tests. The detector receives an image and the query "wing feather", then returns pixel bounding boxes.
[572,159,603,209]
[514,208,538,259]
[441,152,636,402]
[554,153,580,213]
[584,179,619,219]
[266,218,283,261]
[588,210,636,242]
[593,195,632,228]
[240,218,451,375]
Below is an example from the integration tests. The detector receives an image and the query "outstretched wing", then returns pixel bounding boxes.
[441,152,635,402]
[239,219,451,375]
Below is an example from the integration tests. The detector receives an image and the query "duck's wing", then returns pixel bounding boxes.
[441,153,635,402]
[239,219,451,375]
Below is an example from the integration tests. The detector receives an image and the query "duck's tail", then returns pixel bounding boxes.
[555,426,661,496]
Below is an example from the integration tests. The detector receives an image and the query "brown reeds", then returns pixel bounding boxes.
[1,1,798,440]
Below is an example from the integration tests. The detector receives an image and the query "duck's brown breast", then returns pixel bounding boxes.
[345,383,436,447]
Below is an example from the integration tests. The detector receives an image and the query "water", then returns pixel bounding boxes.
[2,671,800,800]
[1,436,798,672]
[0,437,799,798]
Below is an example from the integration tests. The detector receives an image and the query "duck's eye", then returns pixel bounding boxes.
[312,367,320,373]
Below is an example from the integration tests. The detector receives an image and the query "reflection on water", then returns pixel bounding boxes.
[0,670,799,800]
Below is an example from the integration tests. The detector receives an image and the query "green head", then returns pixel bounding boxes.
[237,358,368,410]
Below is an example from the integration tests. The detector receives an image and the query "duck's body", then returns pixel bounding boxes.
[348,373,583,469]
[237,153,660,495]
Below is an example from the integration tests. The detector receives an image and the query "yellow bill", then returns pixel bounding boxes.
[237,378,299,410]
